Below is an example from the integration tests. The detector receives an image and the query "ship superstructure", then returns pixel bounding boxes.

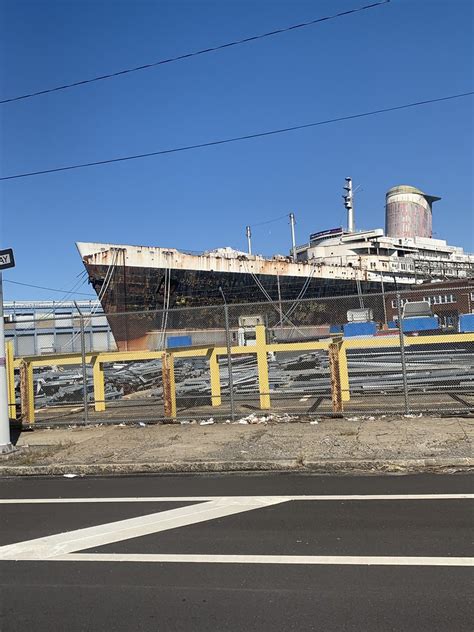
[77,181,474,348]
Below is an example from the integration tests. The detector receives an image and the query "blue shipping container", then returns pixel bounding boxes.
[459,314,474,333]
[343,322,377,337]
[167,335,192,348]
[401,317,438,333]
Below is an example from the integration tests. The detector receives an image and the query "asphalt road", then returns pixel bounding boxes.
[1,474,473,631]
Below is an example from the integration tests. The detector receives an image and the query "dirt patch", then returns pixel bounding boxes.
[4,416,472,472]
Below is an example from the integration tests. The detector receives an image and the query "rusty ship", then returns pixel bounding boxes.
[77,181,474,349]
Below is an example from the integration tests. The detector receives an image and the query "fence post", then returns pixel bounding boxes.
[328,337,344,413]
[209,349,222,407]
[162,352,176,419]
[255,324,270,410]
[92,356,106,412]
[6,341,16,420]
[221,295,236,420]
[20,360,34,424]
[75,303,89,424]
[396,292,410,414]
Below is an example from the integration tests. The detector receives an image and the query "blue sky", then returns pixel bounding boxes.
[1,0,473,301]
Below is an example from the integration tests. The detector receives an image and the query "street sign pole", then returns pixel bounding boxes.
[0,271,14,453]
[0,249,16,453]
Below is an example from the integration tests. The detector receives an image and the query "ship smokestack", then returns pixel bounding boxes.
[385,185,441,239]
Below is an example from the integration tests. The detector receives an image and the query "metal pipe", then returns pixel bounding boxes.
[246,225,252,255]
[289,213,297,262]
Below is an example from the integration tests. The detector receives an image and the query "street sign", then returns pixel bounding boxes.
[0,249,15,270]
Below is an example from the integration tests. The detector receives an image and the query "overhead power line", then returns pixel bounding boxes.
[3,279,96,297]
[0,1,390,105]
[250,213,289,228]
[1,90,472,182]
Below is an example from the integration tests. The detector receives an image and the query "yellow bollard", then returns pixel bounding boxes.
[162,352,177,419]
[255,324,270,410]
[209,349,222,407]
[19,360,34,424]
[6,341,16,420]
[92,356,106,412]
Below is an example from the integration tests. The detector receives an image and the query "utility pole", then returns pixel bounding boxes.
[289,212,297,262]
[246,225,252,255]
[343,177,355,233]
[0,248,16,454]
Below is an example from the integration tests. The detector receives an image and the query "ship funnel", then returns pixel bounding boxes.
[385,185,441,239]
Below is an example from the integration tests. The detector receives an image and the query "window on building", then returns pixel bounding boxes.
[439,314,457,328]
[55,312,73,328]
[391,298,409,308]
[16,313,35,330]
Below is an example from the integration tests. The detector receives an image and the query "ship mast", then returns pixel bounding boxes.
[246,225,252,255]
[343,177,355,233]
[289,212,297,262]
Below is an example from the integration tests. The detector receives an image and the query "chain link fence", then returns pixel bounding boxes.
[6,285,474,425]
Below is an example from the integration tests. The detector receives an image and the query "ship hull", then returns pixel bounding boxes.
[85,262,400,349]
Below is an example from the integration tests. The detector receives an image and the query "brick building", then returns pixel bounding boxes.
[385,279,474,328]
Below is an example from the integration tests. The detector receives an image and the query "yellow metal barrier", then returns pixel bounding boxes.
[6,341,16,420]
[338,341,350,403]
[92,357,106,413]
[6,328,474,423]
[162,352,177,418]
[209,349,222,407]
[256,324,271,409]
[19,360,34,424]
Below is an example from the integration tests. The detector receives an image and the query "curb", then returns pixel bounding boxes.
[0,458,472,477]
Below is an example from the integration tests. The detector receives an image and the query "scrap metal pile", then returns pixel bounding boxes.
[23,342,474,410]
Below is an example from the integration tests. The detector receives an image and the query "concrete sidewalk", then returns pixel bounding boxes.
[1,414,473,475]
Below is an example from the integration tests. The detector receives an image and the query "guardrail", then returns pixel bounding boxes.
[6,326,474,424]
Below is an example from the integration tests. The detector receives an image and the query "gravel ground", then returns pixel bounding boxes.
[5,415,473,469]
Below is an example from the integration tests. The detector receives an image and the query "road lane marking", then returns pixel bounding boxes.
[49,553,474,567]
[1,494,473,504]
[2,494,472,566]
[0,496,286,561]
